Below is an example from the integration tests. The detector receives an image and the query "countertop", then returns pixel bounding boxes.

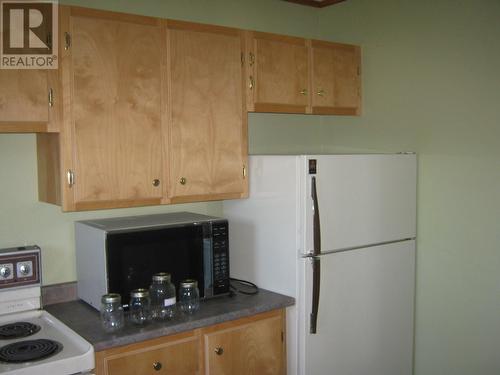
[45,288,294,352]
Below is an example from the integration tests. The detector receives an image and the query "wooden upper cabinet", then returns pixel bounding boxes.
[62,7,164,210]
[0,70,59,132]
[311,40,361,115]
[166,21,247,203]
[0,11,60,133]
[203,310,286,375]
[247,32,309,114]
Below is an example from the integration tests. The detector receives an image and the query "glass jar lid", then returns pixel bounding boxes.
[152,272,171,282]
[180,279,198,288]
[101,293,121,304]
[130,288,149,298]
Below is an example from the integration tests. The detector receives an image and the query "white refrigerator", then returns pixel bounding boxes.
[223,154,416,375]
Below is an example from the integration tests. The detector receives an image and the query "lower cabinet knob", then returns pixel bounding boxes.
[214,346,224,355]
[180,177,187,185]
[153,361,162,371]
[152,179,160,187]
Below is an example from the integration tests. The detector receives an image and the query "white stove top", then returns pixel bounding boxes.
[0,310,94,375]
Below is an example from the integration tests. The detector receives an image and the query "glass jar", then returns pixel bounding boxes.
[149,272,176,320]
[100,293,124,332]
[129,289,151,325]
[179,279,200,314]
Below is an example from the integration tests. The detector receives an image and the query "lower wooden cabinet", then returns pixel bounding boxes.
[203,310,285,375]
[94,309,285,375]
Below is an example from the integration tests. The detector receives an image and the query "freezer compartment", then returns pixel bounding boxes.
[304,154,417,254]
[300,240,415,375]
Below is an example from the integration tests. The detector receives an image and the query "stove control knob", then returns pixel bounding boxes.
[19,263,31,276]
[0,266,11,279]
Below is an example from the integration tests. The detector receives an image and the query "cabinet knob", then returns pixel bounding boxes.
[300,89,308,95]
[316,90,325,97]
[180,177,187,185]
[249,76,255,90]
[152,179,160,187]
[152,361,162,371]
[214,346,224,356]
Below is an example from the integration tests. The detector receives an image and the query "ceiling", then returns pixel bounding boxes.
[283,0,347,8]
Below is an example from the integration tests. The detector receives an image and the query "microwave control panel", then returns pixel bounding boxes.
[212,221,229,295]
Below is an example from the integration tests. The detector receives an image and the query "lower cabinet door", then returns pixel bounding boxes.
[203,311,285,375]
[96,333,200,375]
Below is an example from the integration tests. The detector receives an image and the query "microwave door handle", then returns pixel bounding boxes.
[311,176,321,256]
[310,256,321,334]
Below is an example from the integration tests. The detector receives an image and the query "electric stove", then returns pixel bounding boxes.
[0,246,94,374]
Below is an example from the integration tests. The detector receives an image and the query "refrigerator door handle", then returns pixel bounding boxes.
[311,176,321,256]
[310,256,321,334]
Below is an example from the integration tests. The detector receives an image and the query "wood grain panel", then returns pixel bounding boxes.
[311,41,361,115]
[203,309,285,375]
[95,331,200,375]
[37,133,61,205]
[70,14,163,204]
[167,24,245,199]
[0,70,48,124]
[252,32,309,113]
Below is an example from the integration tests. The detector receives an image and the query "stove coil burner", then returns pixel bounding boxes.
[0,339,63,363]
[0,322,41,340]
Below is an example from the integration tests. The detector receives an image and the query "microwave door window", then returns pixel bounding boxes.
[106,225,205,306]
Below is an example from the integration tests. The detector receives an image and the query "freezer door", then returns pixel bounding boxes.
[300,240,415,375]
[304,154,417,254]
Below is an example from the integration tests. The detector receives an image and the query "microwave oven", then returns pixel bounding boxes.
[75,212,230,309]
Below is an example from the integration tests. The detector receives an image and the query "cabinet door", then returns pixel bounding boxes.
[0,70,49,131]
[66,9,164,210]
[167,21,247,202]
[248,32,309,114]
[96,333,200,375]
[311,40,361,115]
[204,310,285,375]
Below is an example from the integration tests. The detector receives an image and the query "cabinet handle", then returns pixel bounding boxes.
[64,32,71,50]
[214,346,224,356]
[152,179,160,187]
[66,169,75,188]
[316,90,325,97]
[249,76,254,90]
[300,89,308,95]
[152,361,162,371]
[48,88,54,107]
[180,177,187,185]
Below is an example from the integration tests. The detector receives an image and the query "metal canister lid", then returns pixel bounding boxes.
[101,293,121,304]
[130,288,149,298]
[180,279,198,288]
[152,272,171,282]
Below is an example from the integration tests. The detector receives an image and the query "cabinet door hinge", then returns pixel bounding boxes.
[48,88,54,107]
[66,169,75,187]
[64,32,72,50]
[249,52,255,67]
[241,52,244,66]
[243,165,247,179]
[281,331,284,342]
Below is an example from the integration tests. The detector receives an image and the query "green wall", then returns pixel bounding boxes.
[0,0,498,374]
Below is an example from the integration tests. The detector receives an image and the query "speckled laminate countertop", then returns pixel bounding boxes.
[45,289,294,352]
